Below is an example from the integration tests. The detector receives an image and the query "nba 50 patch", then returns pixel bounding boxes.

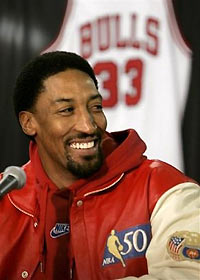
[102,223,151,267]
[167,231,200,262]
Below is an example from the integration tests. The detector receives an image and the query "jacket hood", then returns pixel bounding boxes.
[104,129,147,175]
[26,129,146,192]
[29,129,147,192]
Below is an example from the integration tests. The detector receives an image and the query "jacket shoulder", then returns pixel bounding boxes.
[0,160,37,216]
[144,159,196,213]
[146,159,194,184]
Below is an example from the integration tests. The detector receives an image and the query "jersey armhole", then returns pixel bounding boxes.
[165,0,191,55]
[41,0,73,53]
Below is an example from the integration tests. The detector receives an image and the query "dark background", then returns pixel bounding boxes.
[0,0,199,182]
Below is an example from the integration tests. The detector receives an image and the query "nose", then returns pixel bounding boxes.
[75,110,97,134]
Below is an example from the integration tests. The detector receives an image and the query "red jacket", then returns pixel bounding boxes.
[0,130,192,280]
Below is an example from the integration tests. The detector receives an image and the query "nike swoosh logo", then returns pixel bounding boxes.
[50,223,70,238]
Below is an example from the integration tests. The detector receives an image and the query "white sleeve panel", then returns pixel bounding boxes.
[118,182,200,280]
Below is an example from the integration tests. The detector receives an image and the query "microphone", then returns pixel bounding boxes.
[0,166,26,198]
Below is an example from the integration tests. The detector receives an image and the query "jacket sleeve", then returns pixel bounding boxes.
[118,182,200,280]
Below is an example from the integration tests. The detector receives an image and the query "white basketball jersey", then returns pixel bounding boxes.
[44,0,191,170]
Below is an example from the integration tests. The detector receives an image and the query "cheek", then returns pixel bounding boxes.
[95,113,107,130]
[37,120,67,141]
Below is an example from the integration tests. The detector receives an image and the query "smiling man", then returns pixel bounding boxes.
[19,67,106,187]
[0,51,199,280]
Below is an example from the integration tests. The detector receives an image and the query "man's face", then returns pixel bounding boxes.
[27,69,107,179]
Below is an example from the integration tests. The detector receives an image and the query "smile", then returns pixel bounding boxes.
[69,141,95,150]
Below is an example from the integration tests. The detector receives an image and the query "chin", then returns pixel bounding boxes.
[67,153,104,179]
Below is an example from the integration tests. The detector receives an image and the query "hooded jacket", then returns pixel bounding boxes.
[0,129,198,280]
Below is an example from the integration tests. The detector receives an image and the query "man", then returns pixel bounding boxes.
[0,51,199,279]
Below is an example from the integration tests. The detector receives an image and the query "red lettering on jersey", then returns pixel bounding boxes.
[94,59,143,107]
[79,14,160,58]
[146,18,159,55]
[80,23,92,59]
[115,15,126,48]
[125,59,143,105]
[94,62,118,107]
[130,14,140,49]
[97,16,110,51]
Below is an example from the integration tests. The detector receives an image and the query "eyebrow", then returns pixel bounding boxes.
[54,94,102,104]
[89,94,102,101]
[54,98,73,103]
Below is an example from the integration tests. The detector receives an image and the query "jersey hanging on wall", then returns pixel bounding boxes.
[44,0,191,171]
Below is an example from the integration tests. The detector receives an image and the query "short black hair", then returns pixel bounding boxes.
[13,51,98,119]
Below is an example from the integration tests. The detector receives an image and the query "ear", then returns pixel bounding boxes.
[19,111,37,137]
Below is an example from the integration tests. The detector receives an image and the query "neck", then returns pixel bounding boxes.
[38,154,78,190]
[47,171,77,189]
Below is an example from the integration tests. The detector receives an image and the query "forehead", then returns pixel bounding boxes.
[42,69,98,99]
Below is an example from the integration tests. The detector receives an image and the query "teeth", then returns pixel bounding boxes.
[70,141,95,149]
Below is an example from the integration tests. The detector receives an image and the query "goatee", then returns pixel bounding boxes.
[65,130,104,178]
[66,146,104,178]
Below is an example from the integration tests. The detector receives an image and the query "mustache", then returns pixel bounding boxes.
[65,130,102,144]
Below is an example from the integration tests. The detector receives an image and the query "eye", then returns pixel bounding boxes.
[91,104,103,112]
[59,107,74,115]
[96,104,103,109]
